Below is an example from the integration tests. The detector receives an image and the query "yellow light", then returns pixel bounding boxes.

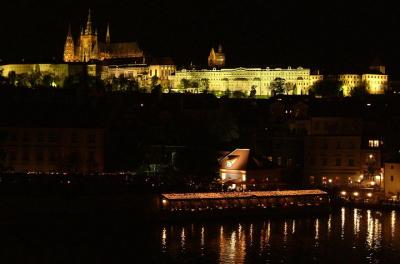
[369,154,374,159]
[162,199,167,205]
[161,190,328,200]
[370,181,375,186]
[367,193,373,197]
[341,191,347,196]
[328,179,333,183]
[242,174,246,182]
[221,173,226,180]
[353,192,359,197]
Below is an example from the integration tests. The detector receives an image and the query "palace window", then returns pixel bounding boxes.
[368,140,379,148]
[335,158,341,166]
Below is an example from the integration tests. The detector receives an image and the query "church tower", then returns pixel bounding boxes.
[78,9,99,62]
[208,44,225,68]
[63,24,75,62]
[106,23,111,46]
[208,48,216,67]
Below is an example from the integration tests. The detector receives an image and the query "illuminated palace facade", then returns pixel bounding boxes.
[171,67,323,96]
[338,65,388,96]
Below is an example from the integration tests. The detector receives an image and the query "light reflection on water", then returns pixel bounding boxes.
[160,208,400,264]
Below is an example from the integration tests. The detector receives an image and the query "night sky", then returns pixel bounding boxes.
[1,0,400,77]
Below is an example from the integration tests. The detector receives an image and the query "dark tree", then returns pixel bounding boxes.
[151,84,162,95]
[310,79,343,97]
[270,77,286,95]
[249,85,257,98]
[222,88,231,98]
[232,90,246,98]
[350,81,369,97]
[151,75,159,88]
[180,78,190,89]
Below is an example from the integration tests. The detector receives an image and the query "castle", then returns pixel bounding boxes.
[63,9,143,62]
[208,45,225,68]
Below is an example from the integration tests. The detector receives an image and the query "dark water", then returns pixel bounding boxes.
[1,207,400,263]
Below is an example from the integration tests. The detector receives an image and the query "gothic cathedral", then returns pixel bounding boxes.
[63,9,143,62]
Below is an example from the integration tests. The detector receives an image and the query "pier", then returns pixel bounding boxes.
[160,189,329,219]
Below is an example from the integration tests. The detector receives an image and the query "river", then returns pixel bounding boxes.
[0,207,399,263]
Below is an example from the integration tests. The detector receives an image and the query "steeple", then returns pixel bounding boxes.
[218,44,223,53]
[85,9,93,35]
[106,22,111,45]
[210,48,216,59]
[67,24,72,37]
[63,23,75,62]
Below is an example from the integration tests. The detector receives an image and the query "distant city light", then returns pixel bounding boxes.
[341,191,347,196]
[353,192,359,197]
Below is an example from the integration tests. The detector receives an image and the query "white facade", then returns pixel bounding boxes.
[171,67,322,96]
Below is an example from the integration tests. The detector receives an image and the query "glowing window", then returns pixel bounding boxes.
[368,140,379,148]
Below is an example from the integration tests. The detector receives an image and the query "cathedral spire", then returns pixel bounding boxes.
[63,24,75,62]
[67,23,72,37]
[85,8,93,35]
[106,22,111,45]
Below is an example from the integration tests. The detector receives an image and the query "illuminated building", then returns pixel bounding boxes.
[0,63,87,87]
[304,117,363,186]
[219,149,249,190]
[304,116,383,187]
[384,162,400,200]
[339,65,388,96]
[63,9,143,62]
[171,67,322,96]
[102,57,176,88]
[219,149,283,190]
[208,45,225,68]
